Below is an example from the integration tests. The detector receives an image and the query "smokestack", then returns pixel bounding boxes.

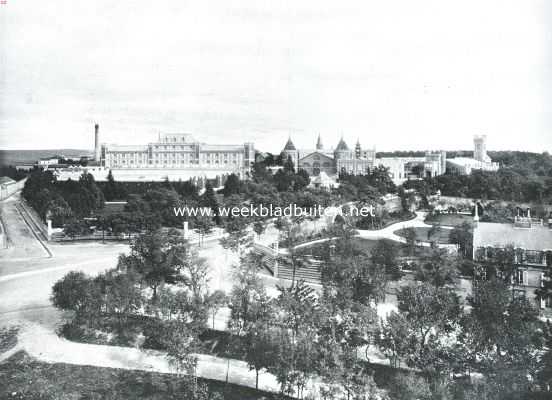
[94,123,100,162]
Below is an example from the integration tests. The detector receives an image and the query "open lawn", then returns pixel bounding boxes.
[395,227,453,244]
[0,351,290,400]
[424,213,473,227]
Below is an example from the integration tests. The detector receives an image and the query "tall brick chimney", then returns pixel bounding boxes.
[94,123,100,161]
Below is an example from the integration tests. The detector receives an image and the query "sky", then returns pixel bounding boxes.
[1,0,551,153]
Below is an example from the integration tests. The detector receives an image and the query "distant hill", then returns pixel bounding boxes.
[0,149,93,166]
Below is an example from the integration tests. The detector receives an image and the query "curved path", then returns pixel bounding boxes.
[259,212,456,255]
[1,321,285,395]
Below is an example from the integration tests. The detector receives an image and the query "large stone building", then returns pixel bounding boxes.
[281,135,375,176]
[281,135,446,183]
[54,125,255,182]
[446,135,499,175]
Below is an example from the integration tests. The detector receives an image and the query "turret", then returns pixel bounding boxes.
[316,134,324,151]
[334,136,351,161]
[282,137,299,169]
[355,138,361,159]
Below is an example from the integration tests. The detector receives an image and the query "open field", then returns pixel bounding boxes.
[424,213,473,227]
[395,227,453,244]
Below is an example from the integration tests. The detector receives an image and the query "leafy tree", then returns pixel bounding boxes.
[253,220,266,240]
[461,278,542,392]
[388,373,432,400]
[222,173,241,197]
[403,226,418,256]
[219,217,252,255]
[206,290,227,330]
[200,182,220,224]
[449,221,473,258]
[117,229,189,299]
[193,214,215,247]
[381,282,462,373]
[63,219,90,239]
[414,247,458,287]
[51,271,93,313]
[370,239,402,281]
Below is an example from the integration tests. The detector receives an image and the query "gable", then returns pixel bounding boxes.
[299,152,334,166]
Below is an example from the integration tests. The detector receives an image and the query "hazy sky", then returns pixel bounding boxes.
[1,0,551,153]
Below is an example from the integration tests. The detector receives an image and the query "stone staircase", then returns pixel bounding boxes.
[276,259,322,284]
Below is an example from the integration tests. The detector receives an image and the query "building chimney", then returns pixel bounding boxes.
[94,123,101,162]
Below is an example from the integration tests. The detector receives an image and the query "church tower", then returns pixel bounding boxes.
[316,134,324,151]
[282,137,299,170]
[334,136,350,161]
[355,138,361,159]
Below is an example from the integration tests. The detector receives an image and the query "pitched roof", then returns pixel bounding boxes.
[473,222,552,251]
[283,138,296,151]
[335,137,349,151]
[0,176,16,185]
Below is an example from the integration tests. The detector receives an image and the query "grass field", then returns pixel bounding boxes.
[395,227,453,244]
[424,213,473,227]
[0,351,289,400]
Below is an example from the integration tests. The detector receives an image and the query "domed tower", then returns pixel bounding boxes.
[316,134,324,151]
[334,136,351,161]
[355,138,361,159]
[282,137,299,170]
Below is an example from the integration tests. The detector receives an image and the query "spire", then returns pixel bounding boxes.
[316,133,323,151]
[336,136,349,151]
[283,136,296,151]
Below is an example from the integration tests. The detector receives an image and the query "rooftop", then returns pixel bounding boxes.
[447,157,496,166]
[0,176,16,185]
[474,222,552,251]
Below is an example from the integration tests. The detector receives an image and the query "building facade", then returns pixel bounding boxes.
[93,129,254,181]
[281,135,376,177]
[472,211,552,315]
[281,135,447,183]
[447,135,499,175]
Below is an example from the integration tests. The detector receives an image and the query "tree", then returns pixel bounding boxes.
[51,271,93,313]
[403,226,418,256]
[370,239,402,281]
[63,219,90,239]
[117,229,189,300]
[219,217,252,256]
[193,214,215,247]
[414,247,458,288]
[179,248,209,300]
[228,252,269,336]
[200,182,220,224]
[103,169,127,201]
[388,373,432,400]
[382,282,462,373]
[206,290,227,330]
[461,278,542,392]
[222,173,241,197]
[253,220,266,240]
[449,221,473,258]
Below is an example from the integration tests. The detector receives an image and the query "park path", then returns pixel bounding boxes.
[2,321,286,394]
[355,211,455,248]
[268,212,456,254]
